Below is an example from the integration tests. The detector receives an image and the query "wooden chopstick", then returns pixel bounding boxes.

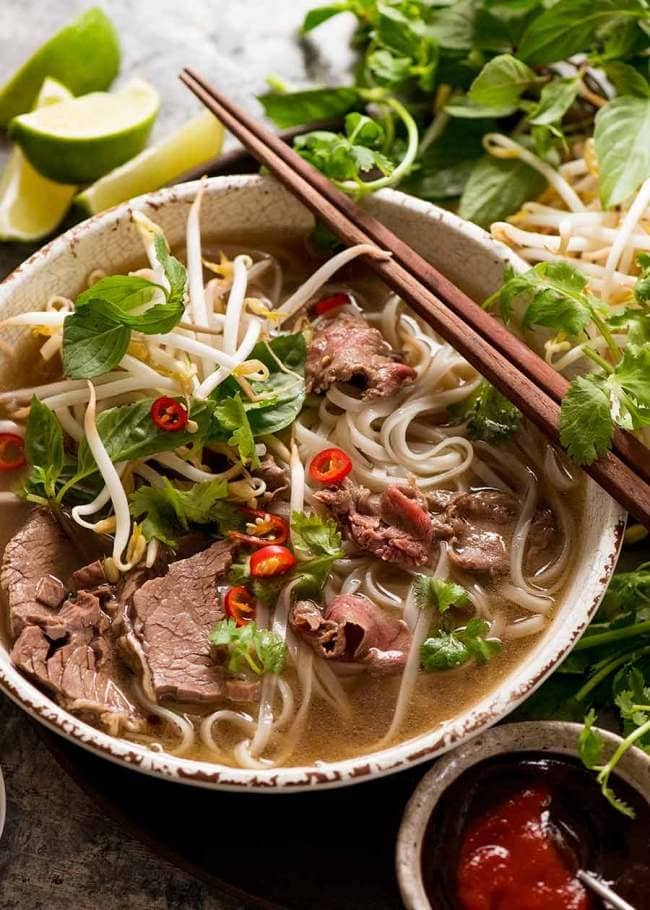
[182,68,649,488]
[180,67,650,529]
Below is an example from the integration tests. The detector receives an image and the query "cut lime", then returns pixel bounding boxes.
[75,111,225,213]
[0,8,120,127]
[0,78,77,242]
[9,79,160,185]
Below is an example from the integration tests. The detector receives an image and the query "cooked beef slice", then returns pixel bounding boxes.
[130,540,235,703]
[306,312,416,400]
[291,593,411,674]
[71,560,106,591]
[1,509,79,638]
[254,454,289,503]
[10,589,139,735]
[445,490,559,576]
[224,678,262,703]
[35,575,66,609]
[315,481,433,567]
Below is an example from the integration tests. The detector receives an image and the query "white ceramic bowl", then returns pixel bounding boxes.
[396,721,650,909]
[0,176,625,791]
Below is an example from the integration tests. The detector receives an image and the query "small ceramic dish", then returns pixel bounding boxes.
[396,720,650,909]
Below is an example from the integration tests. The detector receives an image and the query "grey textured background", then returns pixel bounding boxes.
[0,2,353,907]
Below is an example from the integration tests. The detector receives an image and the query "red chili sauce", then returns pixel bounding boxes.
[420,754,650,910]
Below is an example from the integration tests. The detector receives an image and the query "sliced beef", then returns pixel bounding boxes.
[291,593,411,674]
[315,481,433,567]
[254,454,289,503]
[306,312,416,400]
[10,589,140,735]
[1,509,79,638]
[445,490,558,577]
[71,560,106,591]
[130,540,235,703]
[224,678,262,703]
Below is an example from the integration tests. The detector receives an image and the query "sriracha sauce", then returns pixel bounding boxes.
[456,786,589,910]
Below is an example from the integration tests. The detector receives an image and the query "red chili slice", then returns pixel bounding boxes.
[309,447,352,485]
[229,507,289,547]
[224,586,257,627]
[0,433,26,471]
[249,545,296,578]
[150,397,188,432]
[311,291,352,317]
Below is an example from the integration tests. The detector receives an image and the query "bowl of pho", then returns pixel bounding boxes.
[0,175,624,790]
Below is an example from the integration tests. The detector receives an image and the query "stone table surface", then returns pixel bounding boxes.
[0,2,355,908]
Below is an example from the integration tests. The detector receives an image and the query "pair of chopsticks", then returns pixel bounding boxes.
[180,67,650,530]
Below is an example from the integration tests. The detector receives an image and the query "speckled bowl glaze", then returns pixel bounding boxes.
[0,176,625,791]
[396,721,650,909]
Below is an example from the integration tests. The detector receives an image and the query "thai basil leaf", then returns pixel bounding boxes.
[594,95,650,208]
[22,396,65,499]
[468,54,537,110]
[75,397,215,479]
[458,154,546,228]
[518,0,650,66]
[258,87,359,128]
[528,77,581,127]
[62,307,131,379]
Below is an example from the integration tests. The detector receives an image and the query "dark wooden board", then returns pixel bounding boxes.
[43,727,427,910]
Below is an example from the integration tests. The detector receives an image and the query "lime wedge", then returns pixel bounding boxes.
[0,8,120,126]
[75,111,225,213]
[9,79,160,184]
[0,78,77,242]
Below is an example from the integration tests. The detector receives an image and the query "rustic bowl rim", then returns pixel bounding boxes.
[0,174,625,792]
[395,720,650,910]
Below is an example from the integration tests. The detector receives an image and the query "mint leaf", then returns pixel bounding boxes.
[559,374,614,465]
[413,575,470,613]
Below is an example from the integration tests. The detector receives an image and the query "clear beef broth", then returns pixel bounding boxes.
[0,234,585,767]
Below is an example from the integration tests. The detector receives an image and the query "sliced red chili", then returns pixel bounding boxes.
[0,433,26,471]
[150,396,188,432]
[224,586,257,627]
[309,447,352,485]
[229,507,289,547]
[249,544,296,578]
[311,291,352,317]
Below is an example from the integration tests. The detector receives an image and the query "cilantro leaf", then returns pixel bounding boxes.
[486,260,595,336]
[209,619,287,675]
[413,575,470,613]
[578,709,605,768]
[291,511,342,556]
[294,113,395,186]
[449,379,521,443]
[129,477,231,546]
[421,618,501,671]
[559,374,614,465]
